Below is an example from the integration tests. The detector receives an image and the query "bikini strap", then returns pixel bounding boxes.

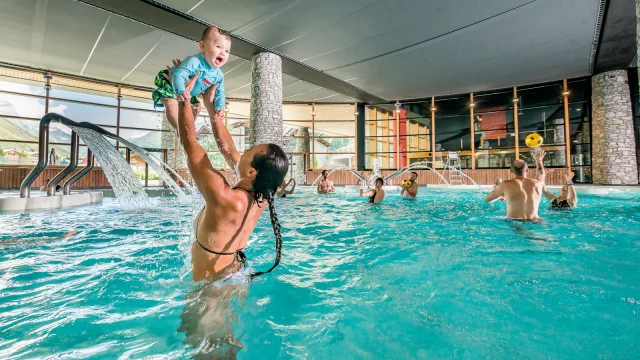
[196,239,246,263]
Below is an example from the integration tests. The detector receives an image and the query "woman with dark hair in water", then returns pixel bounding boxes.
[360,177,385,203]
[175,78,288,282]
[169,62,287,357]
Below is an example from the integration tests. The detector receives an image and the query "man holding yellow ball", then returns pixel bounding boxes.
[400,172,419,199]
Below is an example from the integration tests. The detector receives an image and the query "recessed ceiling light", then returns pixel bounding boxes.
[431,107,436,111]
[563,91,570,96]
[576,108,582,111]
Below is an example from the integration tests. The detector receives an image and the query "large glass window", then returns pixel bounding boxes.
[517,83,567,168]
[473,90,517,168]
[365,106,395,169]
[310,104,356,169]
[434,97,471,168]
[567,79,591,183]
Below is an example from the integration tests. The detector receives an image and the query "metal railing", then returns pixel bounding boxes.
[19,113,171,198]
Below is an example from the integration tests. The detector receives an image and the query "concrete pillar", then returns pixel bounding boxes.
[591,70,638,184]
[160,115,186,169]
[292,127,310,183]
[249,52,283,147]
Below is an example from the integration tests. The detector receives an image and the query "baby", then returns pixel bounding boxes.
[152,26,231,130]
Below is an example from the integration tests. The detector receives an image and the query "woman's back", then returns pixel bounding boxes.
[191,189,266,281]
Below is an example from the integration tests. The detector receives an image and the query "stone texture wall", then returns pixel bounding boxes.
[591,70,638,184]
[637,0,640,76]
[249,52,283,147]
[292,127,310,183]
[160,115,186,169]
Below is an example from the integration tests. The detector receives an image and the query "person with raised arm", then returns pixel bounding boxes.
[543,171,578,209]
[484,150,547,221]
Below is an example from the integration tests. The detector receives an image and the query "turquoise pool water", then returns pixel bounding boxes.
[1,188,639,358]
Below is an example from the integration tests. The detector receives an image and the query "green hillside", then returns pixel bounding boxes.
[0,116,70,158]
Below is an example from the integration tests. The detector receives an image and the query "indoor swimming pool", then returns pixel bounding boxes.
[1,187,639,358]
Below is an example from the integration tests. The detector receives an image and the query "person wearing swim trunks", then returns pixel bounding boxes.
[484,150,547,221]
[317,170,335,194]
[543,171,577,209]
[360,177,385,203]
[400,171,419,199]
[152,26,230,131]
[276,178,296,198]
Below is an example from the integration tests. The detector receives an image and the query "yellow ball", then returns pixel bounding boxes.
[525,133,544,148]
[402,179,412,188]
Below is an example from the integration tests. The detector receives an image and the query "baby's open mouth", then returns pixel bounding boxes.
[214,56,223,65]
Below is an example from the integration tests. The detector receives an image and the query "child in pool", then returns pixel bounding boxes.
[152,26,231,130]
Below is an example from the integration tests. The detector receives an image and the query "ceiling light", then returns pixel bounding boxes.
[312,112,316,116]
[470,103,475,107]
[395,101,401,108]
[354,111,359,116]
[562,91,570,96]
[576,108,581,111]
[431,107,436,111]
[513,98,519,103]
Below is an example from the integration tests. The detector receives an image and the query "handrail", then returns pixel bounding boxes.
[47,132,79,196]
[20,113,191,198]
[20,117,51,198]
[64,150,94,195]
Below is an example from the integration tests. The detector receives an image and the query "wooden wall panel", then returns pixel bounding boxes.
[305,168,571,186]
[0,166,573,190]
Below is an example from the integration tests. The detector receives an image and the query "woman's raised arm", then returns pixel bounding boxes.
[176,92,231,204]
[202,85,240,169]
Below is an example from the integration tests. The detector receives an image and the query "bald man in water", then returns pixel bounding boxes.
[484,150,547,221]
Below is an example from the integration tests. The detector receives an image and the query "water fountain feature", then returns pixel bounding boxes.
[2,113,194,212]
[114,137,192,201]
[384,161,449,185]
[71,126,150,210]
[441,164,480,187]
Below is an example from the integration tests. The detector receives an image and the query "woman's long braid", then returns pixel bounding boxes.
[250,191,283,278]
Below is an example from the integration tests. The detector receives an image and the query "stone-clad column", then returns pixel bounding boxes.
[591,70,638,184]
[249,52,283,147]
[293,127,310,183]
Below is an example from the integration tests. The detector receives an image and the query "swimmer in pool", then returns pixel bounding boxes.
[400,171,419,199]
[484,150,547,221]
[276,178,296,198]
[173,73,287,356]
[360,177,385,203]
[173,75,288,282]
[317,170,335,194]
[543,171,577,209]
